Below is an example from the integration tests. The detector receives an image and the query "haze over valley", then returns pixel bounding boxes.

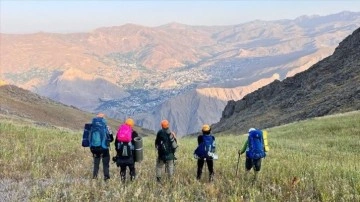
[1,11,360,135]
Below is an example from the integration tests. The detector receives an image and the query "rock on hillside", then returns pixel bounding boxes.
[213,27,360,134]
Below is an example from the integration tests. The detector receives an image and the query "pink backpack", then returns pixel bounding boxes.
[116,124,132,142]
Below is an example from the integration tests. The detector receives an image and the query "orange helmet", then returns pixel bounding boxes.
[161,119,169,129]
[96,113,105,118]
[125,118,135,128]
[202,124,211,132]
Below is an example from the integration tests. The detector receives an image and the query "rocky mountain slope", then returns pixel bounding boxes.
[0,85,152,136]
[212,27,360,134]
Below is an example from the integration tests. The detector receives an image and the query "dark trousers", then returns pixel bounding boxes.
[245,157,262,172]
[120,163,136,181]
[197,159,214,179]
[92,148,110,179]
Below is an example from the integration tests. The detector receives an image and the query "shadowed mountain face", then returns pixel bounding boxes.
[1,11,360,136]
[0,85,152,136]
[212,27,360,134]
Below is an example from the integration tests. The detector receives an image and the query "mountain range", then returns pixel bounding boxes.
[213,26,360,134]
[1,11,360,136]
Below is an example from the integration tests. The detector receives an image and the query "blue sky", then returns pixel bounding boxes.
[1,0,360,33]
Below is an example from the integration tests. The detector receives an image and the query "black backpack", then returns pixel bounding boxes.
[117,142,134,158]
[115,141,135,165]
[157,131,175,161]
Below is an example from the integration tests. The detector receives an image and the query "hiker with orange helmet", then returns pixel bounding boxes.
[114,118,139,182]
[194,124,216,182]
[155,119,178,183]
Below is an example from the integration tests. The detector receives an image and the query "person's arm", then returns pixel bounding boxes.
[155,131,160,149]
[239,139,248,154]
[197,135,202,145]
[114,138,119,152]
[106,125,114,142]
[211,136,216,153]
[132,131,139,145]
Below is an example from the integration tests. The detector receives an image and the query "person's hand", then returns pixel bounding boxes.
[238,150,242,155]
[171,132,177,139]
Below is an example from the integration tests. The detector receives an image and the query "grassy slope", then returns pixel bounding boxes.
[0,111,359,201]
[0,85,154,136]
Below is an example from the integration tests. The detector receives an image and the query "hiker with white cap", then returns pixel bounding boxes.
[238,128,267,180]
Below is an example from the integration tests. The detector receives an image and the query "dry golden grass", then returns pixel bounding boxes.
[0,111,359,201]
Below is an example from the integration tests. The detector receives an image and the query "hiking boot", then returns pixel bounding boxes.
[196,175,201,180]
[156,177,161,183]
[209,174,214,182]
[92,175,98,180]
[104,176,110,181]
[130,175,136,181]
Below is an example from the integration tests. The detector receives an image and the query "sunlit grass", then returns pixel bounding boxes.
[0,111,359,201]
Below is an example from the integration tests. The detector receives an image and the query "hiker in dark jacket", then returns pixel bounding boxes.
[154,119,178,182]
[195,124,216,182]
[90,113,114,181]
[114,118,139,182]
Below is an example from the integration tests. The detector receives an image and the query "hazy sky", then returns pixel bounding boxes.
[1,0,360,34]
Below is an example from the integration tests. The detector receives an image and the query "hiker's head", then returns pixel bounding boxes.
[161,120,169,129]
[248,128,256,133]
[125,118,135,128]
[202,124,211,134]
[96,113,105,118]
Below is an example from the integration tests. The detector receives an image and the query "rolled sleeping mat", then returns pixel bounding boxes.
[134,137,143,162]
[262,130,270,152]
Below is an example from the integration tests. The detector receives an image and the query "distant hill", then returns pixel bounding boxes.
[0,85,153,136]
[212,27,360,134]
[1,11,360,135]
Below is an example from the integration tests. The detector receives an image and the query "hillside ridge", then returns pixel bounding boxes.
[213,27,360,134]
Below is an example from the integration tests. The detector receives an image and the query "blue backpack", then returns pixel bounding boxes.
[194,135,214,159]
[246,129,266,160]
[89,117,109,149]
[81,123,92,147]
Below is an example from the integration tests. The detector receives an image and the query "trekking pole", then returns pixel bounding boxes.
[173,159,176,174]
[204,158,207,179]
[236,153,240,176]
[165,161,168,174]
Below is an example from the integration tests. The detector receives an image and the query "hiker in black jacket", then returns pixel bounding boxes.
[114,118,138,182]
[154,119,178,183]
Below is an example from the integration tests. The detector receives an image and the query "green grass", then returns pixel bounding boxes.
[0,111,359,201]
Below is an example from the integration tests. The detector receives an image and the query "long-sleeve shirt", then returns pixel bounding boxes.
[239,139,249,154]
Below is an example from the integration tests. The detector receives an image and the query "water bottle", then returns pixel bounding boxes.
[122,144,128,156]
